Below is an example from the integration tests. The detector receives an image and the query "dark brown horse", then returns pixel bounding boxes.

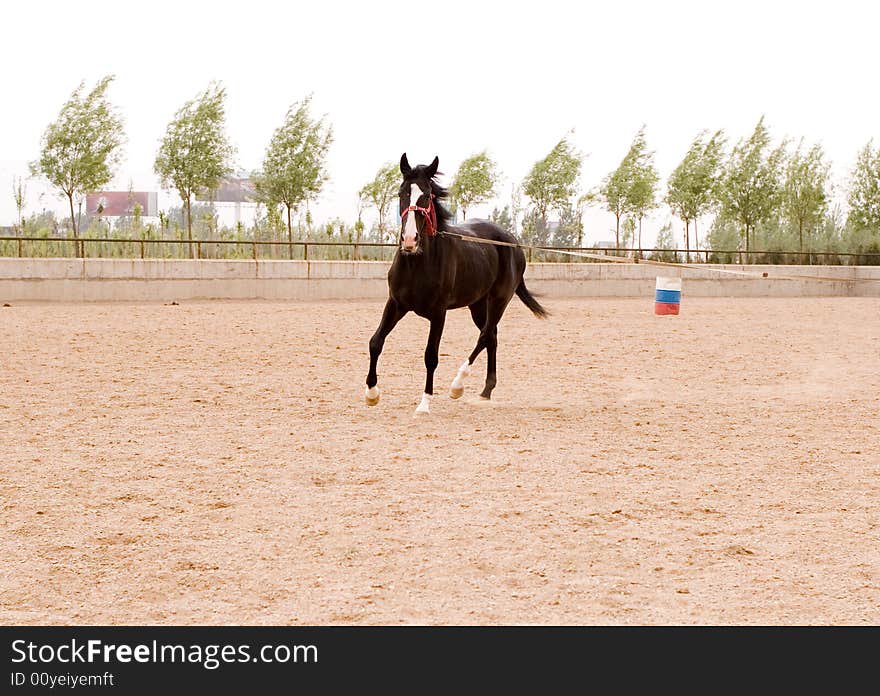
[365,154,547,415]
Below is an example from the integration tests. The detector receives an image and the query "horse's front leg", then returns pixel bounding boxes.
[415,311,447,415]
[365,298,406,406]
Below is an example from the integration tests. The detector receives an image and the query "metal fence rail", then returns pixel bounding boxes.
[0,236,879,265]
[0,237,398,262]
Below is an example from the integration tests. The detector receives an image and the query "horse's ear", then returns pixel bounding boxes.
[400,153,412,176]
[426,156,439,178]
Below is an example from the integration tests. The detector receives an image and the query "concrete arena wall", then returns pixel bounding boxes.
[0,258,878,302]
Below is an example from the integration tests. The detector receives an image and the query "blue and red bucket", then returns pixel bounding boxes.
[654,277,681,315]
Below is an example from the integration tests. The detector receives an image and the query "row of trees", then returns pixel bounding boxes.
[505,119,877,258]
[26,77,333,259]
[20,76,880,260]
[357,119,878,260]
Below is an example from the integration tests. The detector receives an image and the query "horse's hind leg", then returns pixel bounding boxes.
[478,297,511,400]
[478,324,498,399]
[450,300,487,399]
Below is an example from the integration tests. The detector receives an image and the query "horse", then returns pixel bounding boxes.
[364,153,548,415]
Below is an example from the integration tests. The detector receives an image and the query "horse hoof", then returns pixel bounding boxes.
[365,386,380,406]
[450,361,470,400]
[414,393,431,415]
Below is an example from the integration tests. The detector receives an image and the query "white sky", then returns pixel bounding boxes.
[2,0,878,245]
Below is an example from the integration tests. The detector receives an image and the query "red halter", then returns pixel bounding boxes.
[400,193,438,237]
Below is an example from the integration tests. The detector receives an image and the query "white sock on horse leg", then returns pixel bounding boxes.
[365,385,380,405]
[415,393,431,414]
[450,360,471,398]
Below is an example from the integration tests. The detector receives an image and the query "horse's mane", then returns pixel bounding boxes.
[428,176,453,232]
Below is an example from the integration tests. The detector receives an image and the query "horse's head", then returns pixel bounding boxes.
[398,153,439,254]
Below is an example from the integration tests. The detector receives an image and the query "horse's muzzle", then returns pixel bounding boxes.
[401,235,420,254]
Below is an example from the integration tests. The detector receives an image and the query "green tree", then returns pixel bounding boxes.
[782,140,831,253]
[520,209,541,247]
[251,203,284,243]
[620,217,636,250]
[716,116,786,256]
[359,162,400,243]
[598,159,629,250]
[705,213,741,262]
[450,150,499,220]
[522,137,582,244]
[353,197,367,253]
[509,184,526,237]
[254,95,333,258]
[154,82,235,258]
[625,128,660,255]
[815,203,846,255]
[490,205,513,232]
[553,192,593,247]
[31,75,125,255]
[553,205,584,247]
[599,127,658,255]
[846,140,880,233]
[653,221,679,262]
[666,129,725,259]
[12,177,27,236]
[598,129,642,251]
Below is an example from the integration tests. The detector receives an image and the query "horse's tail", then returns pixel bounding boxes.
[516,280,549,319]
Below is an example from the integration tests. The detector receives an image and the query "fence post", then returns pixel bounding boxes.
[252,241,257,261]
[140,240,145,259]
[18,238,22,258]
[196,241,201,259]
[304,243,309,262]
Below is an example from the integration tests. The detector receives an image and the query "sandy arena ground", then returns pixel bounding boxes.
[1,296,878,625]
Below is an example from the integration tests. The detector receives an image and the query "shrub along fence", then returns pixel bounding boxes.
[1,236,879,265]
